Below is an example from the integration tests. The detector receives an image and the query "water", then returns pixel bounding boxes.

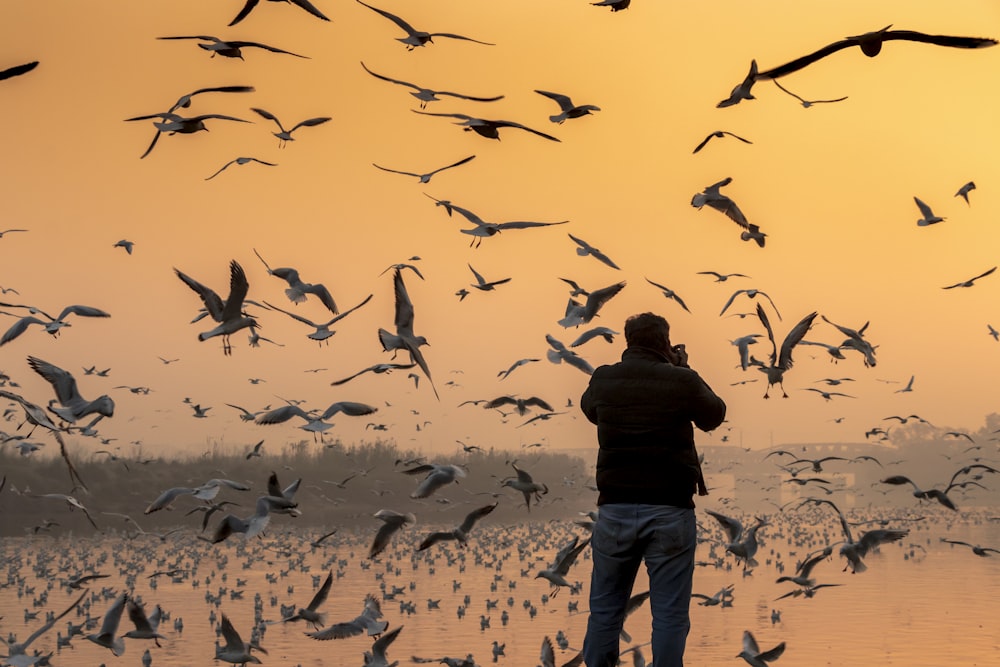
[3,509,999,667]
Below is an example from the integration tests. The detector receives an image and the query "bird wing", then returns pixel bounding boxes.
[777,311,818,370]
[392,269,415,334]
[535,89,574,111]
[458,502,498,533]
[491,119,560,142]
[27,356,82,408]
[220,260,249,322]
[289,117,333,133]
[705,509,743,543]
[756,38,859,79]
[255,404,310,425]
[883,30,997,50]
[307,571,334,611]
[0,61,39,80]
[360,61,419,90]
[250,107,286,133]
[468,264,487,286]
[233,40,308,57]
[320,401,378,419]
[357,0,419,35]
[175,268,224,321]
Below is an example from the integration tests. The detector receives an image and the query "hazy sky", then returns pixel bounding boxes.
[2,1,998,458]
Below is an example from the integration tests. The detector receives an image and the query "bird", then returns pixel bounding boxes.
[691,177,764,247]
[799,497,909,573]
[772,79,847,107]
[30,492,101,530]
[400,462,466,499]
[0,303,111,345]
[731,334,762,371]
[569,326,618,347]
[803,387,855,401]
[692,130,753,154]
[378,269,438,398]
[467,264,512,292]
[497,357,540,380]
[245,439,265,458]
[144,478,251,514]
[591,0,631,10]
[756,25,998,80]
[280,571,333,629]
[253,245,344,309]
[85,591,127,656]
[306,594,389,639]
[558,281,627,328]
[914,196,945,226]
[250,107,331,147]
[821,315,877,367]
[369,509,417,558]
[27,356,115,424]
[124,112,251,158]
[485,395,554,416]
[414,110,559,142]
[879,475,959,511]
[427,195,568,248]
[175,260,256,355]
[206,156,277,180]
[418,501,498,550]
[568,233,620,269]
[500,463,548,511]
[263,294,373,345]
[955,181,976,205]
[156,34,309,59]
[534,90,601,123]
[940,538,1000,557]
[0,589,86,666]
[719,289,781,320]
[255,401,378,437]
[942,266,996,289]
[705,509,768,569]
[113,239,134,254]
[228,0,330,26]
[644,278,691,313]
[123,598,166,646]
[536,535,591,595]
[0,60,39,81]
[717,60,758,108]
[331,362,417,386]
[698,270,751,282]
[894,375,915,393]
[736,630,785,667]
[360,626,403,667]
[202,494,300,543]
[215,614,267,665]
[373,155,476,183]
[356,0,494,49]
[750,304,818,398]
[362,62,502,110]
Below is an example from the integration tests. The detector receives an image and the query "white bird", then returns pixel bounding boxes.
[645,277,691,313]
[736,630,785,667]
[697,270,751,282]
[400,462,467,499]
[691,177,763,246]
[821,315,877,367]
[369,509,416,558]
[558,281,627,328]
[720,288,781,320]
[130,85,256,158]
[0,303,110,345]
[30,492,100,530]
[378,269,438,398]
[418,502,498,550]
[497,357,540,380]
[0,589,86,667]
[894,375,915,393]
[123,599,166,645]
[206,156,277,180]
[569,326,618,347]
[545,334,595,375]
[175,260,256,355]
[731,334,762,371]
[263,294,373,345]
[307,594,389,640]
[144,478,251,514]
[361,626,403,667]
[750,304,818,398]
[202,494,300,543]
[500,463,548,511]
[156,34,309,59]
[251,107,331,147]
[280,571,333,629]
[27,356,115,424]
[468,264,512,291]
[373,155,476,183]
[914,196,945,226]
[362,62,502,109]
[428,195,569,248]
[124,112,251,158]
[331,362,417,386]
[534,90,601,123]
[215,614,267,665]
[255,401,378,437]
[536,535,591,594]
[228,0,330,26]
[484,395,554,416]
[356,0,494,49]
[85,591,127,656]
[568,233,620,269]
[772,79,847,107]
[705,509,768,569]
[955,181,976,205]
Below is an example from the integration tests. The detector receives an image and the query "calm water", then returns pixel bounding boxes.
[3,509,999,667]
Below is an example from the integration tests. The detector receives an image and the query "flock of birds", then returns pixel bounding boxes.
[3,2,1000,666]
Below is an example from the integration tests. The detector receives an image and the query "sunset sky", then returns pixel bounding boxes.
[2,0,998,459]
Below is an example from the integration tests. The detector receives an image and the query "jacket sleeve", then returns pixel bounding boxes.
[683,369,727,432]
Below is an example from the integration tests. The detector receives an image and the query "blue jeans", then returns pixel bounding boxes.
[582,504,696,667]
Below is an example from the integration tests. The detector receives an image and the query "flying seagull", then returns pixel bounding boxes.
[414,110,560,142]
[373,155,476,183]
[175,260,256,355]
[229,0,330,26]
[361,62,502,109]
[534,89,601,123]
[942,266,996,289]
[356,0,494,49]
[251,107,331,147]
[157,35,309,59]
[692,130,753,154]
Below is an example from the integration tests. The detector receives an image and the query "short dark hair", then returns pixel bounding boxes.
[624,312,669,350]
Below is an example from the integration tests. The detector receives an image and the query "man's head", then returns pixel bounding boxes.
[624,312,670,352]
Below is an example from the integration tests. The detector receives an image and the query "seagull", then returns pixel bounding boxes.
[255,401,378,437]
[244,439,265,458]
[940,538,1000,557]
[568,233,620,270]
[799,497,909,573]
[112,239,134,254]
[215,614,267,665]
[894,375,915,393]
[914,196,945,226]
[988,324,999,341]
[705,510,768,569]
[85,591,127,656]
[955,181,976,205]
[569,326,618,347]
[0,60,39,81]
[252,248,344,314]
[691,177,764,247]
[591,0,630,10]
[400,462,467,499]
[772,79,847,107]
[228,0,330,26]
[144,478,251,514]
[427,195,568,247]
[0,589,85,667]
[30,492,100,531]
[414,110,559,142]
[379,258,424,280]
[202,494,300,543]
[644,277,691,313]
[250,107,331,147]
[534,90,601,123]
[124,112,251,158]
[879,475,959,511]
[717,60,758,108]
[558,277,590,297]
[750,304,817,398]
[362,62,502,109]
[557,281,627,328]
[485,395,554,416]
[368,509,416,558]
[356,0,494,49]
[736,630,785,667]
[175,260,256,355]
[942,266,996,289]
[123,598,166,646]
[280,571,332,628]
[803,387,855,401]
[500,463,548,511]
[731,334,762,371]
[497,357,540,380]
[692,130,753,154]
[698,270,751,282]
[331,362,417,386]
[156,34,309,59]
[467,264,512,292]
[206,157,277,180]
[0,303,110,345]
[536,535,591,595]
[307,594,389,640]
[719,289,781,320]
[821,315,877,367]
[757,25,998,80]
[27,356,115,424]
[378,269,438,398]
[373,155,476,183]
[418,501,498,550]
[263,294,372,345]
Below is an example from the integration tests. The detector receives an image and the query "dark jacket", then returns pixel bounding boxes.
[581,345,727,508]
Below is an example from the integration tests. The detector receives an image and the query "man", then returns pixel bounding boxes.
[580,312,726,667]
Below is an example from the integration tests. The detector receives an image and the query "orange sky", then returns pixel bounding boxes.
[1,0,999,459]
